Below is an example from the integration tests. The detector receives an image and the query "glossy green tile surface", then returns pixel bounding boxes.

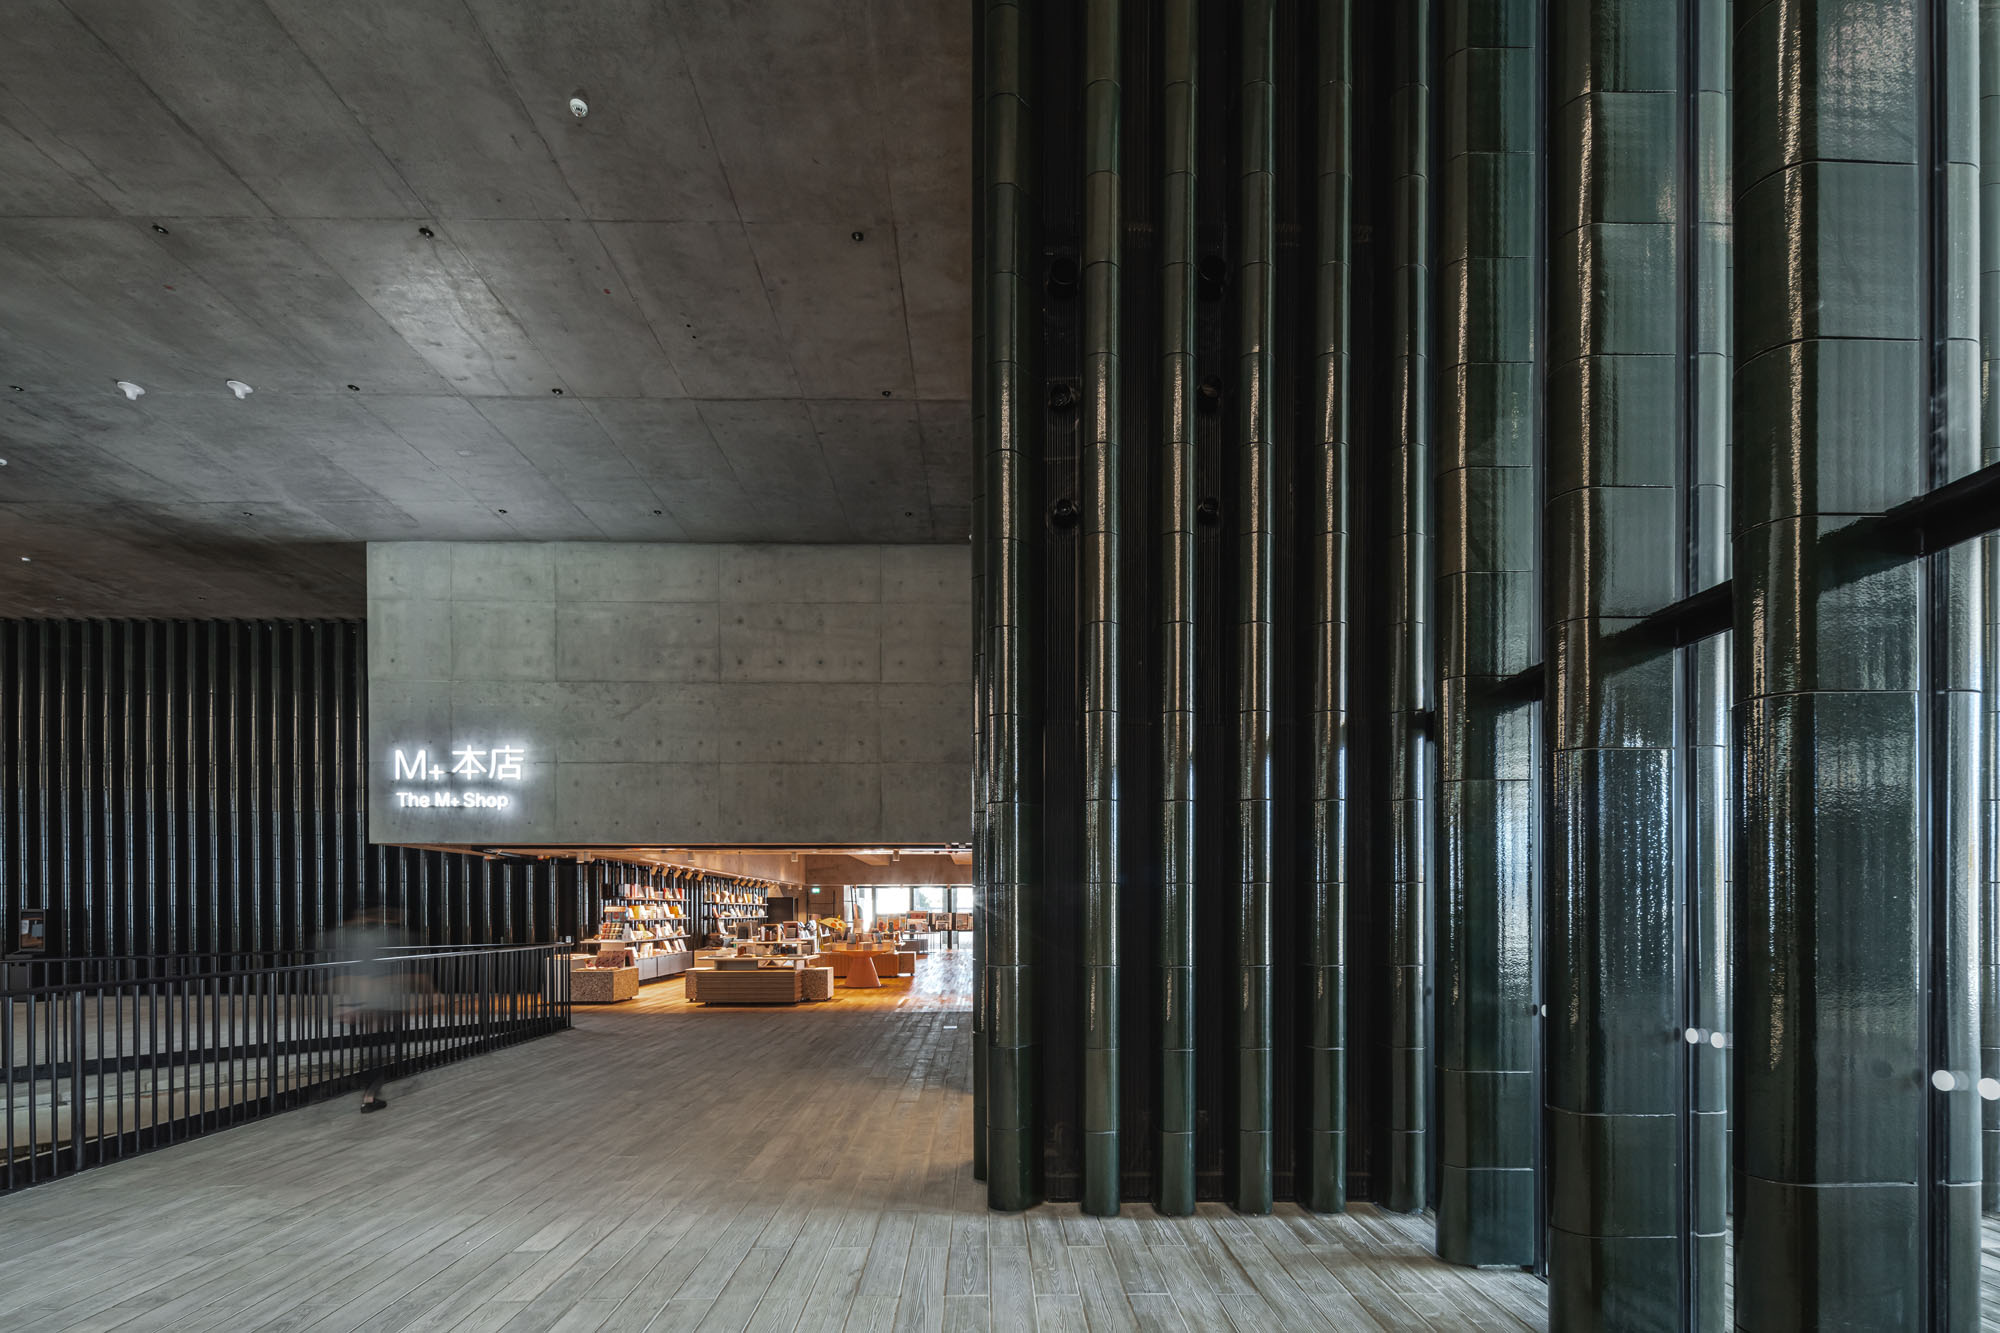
[1982,0,2000,1219]
[1545,0,1694,1322]
[1157,0,1200,1221]
[1383,0,1433,1220]
[1733,0,1982,1318]
[1303,0,1354,1217]
[1233,0,1278,1217]
[1078,0,1122,1219]
[977,0,1041,1215]
[1435,0,1533,1266]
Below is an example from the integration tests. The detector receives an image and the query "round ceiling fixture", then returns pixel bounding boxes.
[115,380,145,400]
[225,379,253,399]
[569,93,589,118]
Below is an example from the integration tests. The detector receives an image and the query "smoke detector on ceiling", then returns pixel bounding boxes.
[115,380,144,400]
[569,92,589,118]
[225,379,253,399]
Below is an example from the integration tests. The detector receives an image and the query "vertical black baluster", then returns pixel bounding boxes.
[5,994,14,1191]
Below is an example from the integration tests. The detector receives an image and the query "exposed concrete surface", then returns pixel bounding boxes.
[0,1,970,618]
[367,542,970,846]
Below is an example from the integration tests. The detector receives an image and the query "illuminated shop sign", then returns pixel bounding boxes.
[389,743,528,811]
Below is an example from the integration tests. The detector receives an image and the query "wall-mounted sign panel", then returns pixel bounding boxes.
[366,542,971,847]
[387,743,531,811]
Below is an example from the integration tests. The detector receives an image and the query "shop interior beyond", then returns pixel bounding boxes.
[559,848,974,1006]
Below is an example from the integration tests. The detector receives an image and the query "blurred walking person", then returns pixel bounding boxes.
[331,907,412,1113]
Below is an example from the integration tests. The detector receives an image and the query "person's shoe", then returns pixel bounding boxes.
[361,1099,388,1113]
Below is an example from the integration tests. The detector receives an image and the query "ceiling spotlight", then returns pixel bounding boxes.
[569,93,589,118]
[115,380,145,400]
[224,379,253,399]
[19,556,29,563]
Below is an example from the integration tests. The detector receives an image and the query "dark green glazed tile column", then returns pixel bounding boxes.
[1930,4,1985,1318]
[1234,0,1277,1216]
[970,0,989,1188]
[1079,0,1123,1218]
[1684,0,1730,1322]
[1157,0,1199,1220]
[1733,0,1982,1323]
[1302,0,1354,1218]
[981,0,1042,1213]
[1545,0,1683,1322]
[1980,0,2000,1217]
[1384,0,1434,1217]
[1434,0,1537,1266]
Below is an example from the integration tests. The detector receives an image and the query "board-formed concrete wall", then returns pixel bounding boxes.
[366,543,969,846]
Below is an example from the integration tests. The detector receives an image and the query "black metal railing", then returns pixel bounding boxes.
[2,945,571,1192]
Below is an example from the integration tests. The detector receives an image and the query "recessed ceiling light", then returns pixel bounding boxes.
[115,380,145,400]
[7,385,21,392]
[569,93,589,118]
[551,387,564,395]
[851,231,864,242]
[456,449,473,457]
[19,556,29,562]
[418,226,435,238]
[225,379,253,399]
[346,384,360,391]
[151,224,169,235]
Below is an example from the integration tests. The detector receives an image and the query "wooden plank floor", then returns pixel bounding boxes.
[0,948,1550,1330]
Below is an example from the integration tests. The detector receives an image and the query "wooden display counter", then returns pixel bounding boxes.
[685,963,834,1005]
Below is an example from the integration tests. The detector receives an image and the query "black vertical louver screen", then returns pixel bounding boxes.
[0,620,580,956]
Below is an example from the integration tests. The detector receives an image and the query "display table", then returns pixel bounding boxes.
[686,963,834,1005]
[572,964,640,1003]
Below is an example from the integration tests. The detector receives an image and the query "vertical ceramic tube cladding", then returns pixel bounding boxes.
[970,0,990,1188]
[1683,0,1731,1321]
[983,0,1041,1213]
[1983,0,2000,1218]
[1234,0,1278,1216]
[1545,0,1684,1322]
[1928,3,1985,1320]
[1433,0,1536,1265]
[1157,0,1200,1219]
[1079,0,1124,1217]
[1302,0,1354,1217]
[1384,0,1433,1215]
[1733,0,1981,1323]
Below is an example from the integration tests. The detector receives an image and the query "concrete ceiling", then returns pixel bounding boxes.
[0,0,970,618]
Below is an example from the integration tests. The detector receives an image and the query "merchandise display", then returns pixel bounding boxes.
[584,879,692,981]
[685,946,834,1005]
[699,885,769,940]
